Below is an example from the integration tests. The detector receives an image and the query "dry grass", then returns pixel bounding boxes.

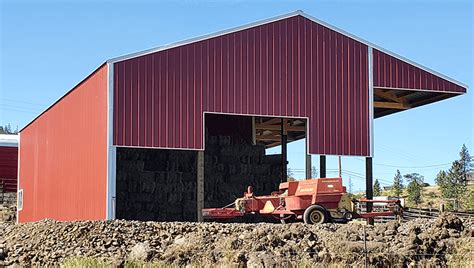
[381,184,474,210]
[60,257,177,268]
[446,237,474,267]
[60,256,108,268]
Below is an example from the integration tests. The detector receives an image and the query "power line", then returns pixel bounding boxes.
[377,144,425,164]
[0,98,48,107]
[1,107,39,114]
[1,103,42,112]
[354,158,451,169]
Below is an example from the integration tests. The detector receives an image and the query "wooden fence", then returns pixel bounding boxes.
[373,207,474,224]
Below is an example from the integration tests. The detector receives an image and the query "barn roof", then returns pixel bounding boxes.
[21,10,467,137]
[107,10,467,122]
[108,10,467,90]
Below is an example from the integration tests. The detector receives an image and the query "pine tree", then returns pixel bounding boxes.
[436,170,451,197]
[393,169,403,197]
[405,173,424,206]
[0,124,18,134]
[311,166,318,178]
[373,179,381,196]
[287,168,295,181]
[436,145,472,210]
[348,176,353,194]
[448,160,466,210]
[459,144,473,185]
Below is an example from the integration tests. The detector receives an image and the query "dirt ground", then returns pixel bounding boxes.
[1,214,473,267]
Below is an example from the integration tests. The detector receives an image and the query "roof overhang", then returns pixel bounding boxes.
[373,87,463,118]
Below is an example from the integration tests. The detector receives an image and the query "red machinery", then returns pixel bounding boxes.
[202,177,403,224]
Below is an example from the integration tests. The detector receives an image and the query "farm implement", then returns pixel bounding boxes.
[202,177,403,224]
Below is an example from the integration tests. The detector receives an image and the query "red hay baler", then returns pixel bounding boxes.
[202,177,403,224]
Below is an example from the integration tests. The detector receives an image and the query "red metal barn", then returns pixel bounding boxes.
[0,134,19,193]
[18,11,467,222]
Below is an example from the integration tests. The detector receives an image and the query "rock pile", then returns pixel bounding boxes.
[0,214,472,267]
[0,204,15,222]
[0,193,16,222]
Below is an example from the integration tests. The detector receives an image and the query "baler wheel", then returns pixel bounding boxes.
[303,205,327,224]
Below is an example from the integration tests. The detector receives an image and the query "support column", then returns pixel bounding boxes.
[320,155,326,178]
[305,155,312,179]
[197,151,204,222]
[281,118,288,182]
[251,116,256,145]
[366,157,374,225]
[305,135,311,179]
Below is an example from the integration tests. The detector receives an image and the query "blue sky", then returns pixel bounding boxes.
[1,0,472,192]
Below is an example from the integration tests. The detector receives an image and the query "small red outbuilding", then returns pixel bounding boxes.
[0,134,19,193]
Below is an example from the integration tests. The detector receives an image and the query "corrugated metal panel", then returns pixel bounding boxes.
[114,15,370,156]
[373,49,466,93]
[0,146,18,192]
[18,65,108,223]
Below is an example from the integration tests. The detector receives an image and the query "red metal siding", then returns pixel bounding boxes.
[373,49,466,93]
[0,146,18,192]
[114,15,370,156]
[18,65,108,222]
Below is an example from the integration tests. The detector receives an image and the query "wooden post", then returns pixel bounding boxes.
[366,157,374,225]
[197,151,204,222]
[320,155,326,178]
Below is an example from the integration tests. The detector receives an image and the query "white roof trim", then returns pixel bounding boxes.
[107,10,302,63]
[300,12,468,89]
[108,10,468,90]
[0,134,19,147]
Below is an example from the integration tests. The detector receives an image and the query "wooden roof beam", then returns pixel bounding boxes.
[255,124,306,132]
[374,88,407,104]
[259,118,282,126]
[373,101,410,110]
[266,141,282,148]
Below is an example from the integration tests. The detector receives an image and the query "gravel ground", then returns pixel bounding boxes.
[0,214,473,267]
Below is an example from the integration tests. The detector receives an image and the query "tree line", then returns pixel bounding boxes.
[372,144,473,210]
[0,124,18,134]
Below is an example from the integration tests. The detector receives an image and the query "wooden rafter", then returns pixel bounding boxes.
[256,131,281,142]
[266,141,282,148]
[373,101,410,110]
[258,118,282,126]
[255,124,305,132]
[374,88,407,104]
[399,91,420,100]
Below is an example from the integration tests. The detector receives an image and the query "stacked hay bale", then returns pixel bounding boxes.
[116,134,281,222]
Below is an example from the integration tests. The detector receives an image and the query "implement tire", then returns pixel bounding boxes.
[303,205,327,224]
